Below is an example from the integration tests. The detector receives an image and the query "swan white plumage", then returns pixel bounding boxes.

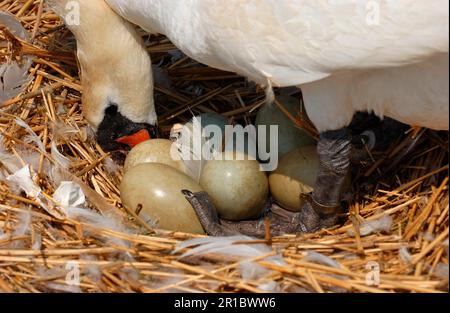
[47,0,449,132]
[104,0,449,132]
[46,0,449,233]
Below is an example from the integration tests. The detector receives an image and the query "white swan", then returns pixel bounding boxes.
[47,0,449,233]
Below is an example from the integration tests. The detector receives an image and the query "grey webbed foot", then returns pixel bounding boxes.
[181,190,237,236]
[296,193,343,232]
[182,190,307,237]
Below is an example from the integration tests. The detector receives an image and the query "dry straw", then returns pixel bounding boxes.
[0,0,448,293]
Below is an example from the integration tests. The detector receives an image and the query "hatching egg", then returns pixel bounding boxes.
[269,145,319,212]
[199,152,268,221]
[169,113,229,182]
[256,95,315,157]
[173,112,228,142]
[123,139,185,174]
[120,163,205,234]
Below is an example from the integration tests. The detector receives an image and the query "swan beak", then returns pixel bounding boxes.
[115,128,151,148]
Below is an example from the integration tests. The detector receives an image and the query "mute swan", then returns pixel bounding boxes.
[47,0,449,234]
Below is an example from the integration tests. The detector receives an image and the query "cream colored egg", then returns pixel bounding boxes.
[269,145,319,212]
[123,139,185,174]
[199,152,268,221]
[120,163,205,234]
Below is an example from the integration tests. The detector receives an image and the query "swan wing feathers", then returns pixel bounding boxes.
[106,0,448,86]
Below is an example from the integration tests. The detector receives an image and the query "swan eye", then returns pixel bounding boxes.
[104,104,119,116]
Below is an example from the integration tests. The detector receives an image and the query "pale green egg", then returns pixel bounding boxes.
[120,163,205,234]
[199,151,268,221]
[256,95,315,158]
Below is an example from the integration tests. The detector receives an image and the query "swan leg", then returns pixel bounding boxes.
[297,128,352,231]
[182,190,305,237]
[182,190,239,236]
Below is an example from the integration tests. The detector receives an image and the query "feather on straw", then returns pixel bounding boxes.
[175,235,285,265]
[0,12,32,102]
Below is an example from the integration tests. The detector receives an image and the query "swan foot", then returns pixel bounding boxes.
[182,190,308,237]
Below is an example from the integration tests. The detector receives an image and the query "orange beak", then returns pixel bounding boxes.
[115,129,151,148]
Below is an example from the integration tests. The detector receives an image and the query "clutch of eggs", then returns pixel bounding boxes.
[120,109,319,233]
[120,113,268,232]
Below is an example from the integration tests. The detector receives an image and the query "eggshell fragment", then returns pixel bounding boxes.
[120,163,205,234]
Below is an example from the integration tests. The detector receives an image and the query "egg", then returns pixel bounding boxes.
[191,112,228,134]
[256,95,315,157]
[123,139,185,174]
[269,145,319,212]
[223,126,258,159]
[199,152,268,220]
[120,163,205,234]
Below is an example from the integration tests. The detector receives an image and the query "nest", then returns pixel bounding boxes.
[0,1,448,293]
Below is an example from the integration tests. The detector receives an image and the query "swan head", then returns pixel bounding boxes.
[80,56,159,152]
[95,104,159,152]
[48,0,158,152]
[76,23,158,152]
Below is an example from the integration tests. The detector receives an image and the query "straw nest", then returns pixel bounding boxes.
[0,1,448,293]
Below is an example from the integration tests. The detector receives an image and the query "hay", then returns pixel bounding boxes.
[0,1,448,293]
